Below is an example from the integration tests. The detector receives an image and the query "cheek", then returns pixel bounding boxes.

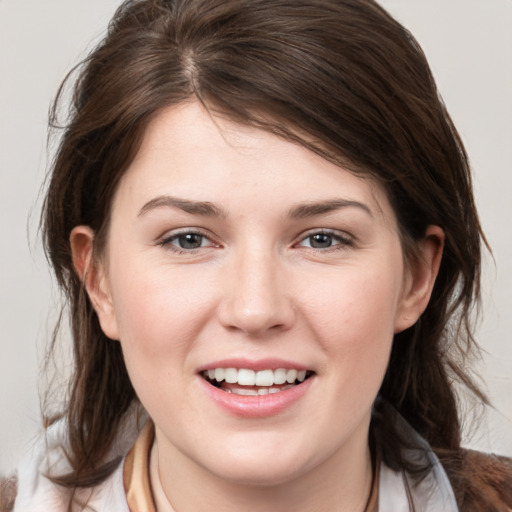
[106,262,219,400]
[301,264,402,342]
[107,267,214,418]
[110,261,210,340]
[299,265,401,390]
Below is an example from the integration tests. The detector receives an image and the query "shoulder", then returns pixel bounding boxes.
[0,476,17,512]
[456,449,512,512]
[8,413,139,512]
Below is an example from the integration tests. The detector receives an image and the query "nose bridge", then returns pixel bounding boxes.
[219,241,294,335]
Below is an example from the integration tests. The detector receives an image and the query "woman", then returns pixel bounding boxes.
[2,0,511,510]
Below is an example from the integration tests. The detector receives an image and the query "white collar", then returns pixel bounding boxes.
[378,408,459,511]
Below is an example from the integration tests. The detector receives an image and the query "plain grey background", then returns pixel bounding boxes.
[1,0,511,474]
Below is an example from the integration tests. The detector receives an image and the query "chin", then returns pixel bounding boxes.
[212,460,308,488]
[197,441,317,487]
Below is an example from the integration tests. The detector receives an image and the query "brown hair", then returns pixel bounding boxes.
[42,0,486,504]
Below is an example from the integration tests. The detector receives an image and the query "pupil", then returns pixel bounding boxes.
[310,233,332,248]
[178,233,202,249]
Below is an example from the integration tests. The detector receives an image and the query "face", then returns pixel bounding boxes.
[75,101,441,489]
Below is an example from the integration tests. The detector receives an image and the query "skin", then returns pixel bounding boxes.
[71,101,443,512]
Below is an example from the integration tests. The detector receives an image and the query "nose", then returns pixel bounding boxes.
[217,249,295,336]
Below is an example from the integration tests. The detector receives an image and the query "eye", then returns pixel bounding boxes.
[173,233,208,250]
[158,230,218,252]
[296,231,352,250]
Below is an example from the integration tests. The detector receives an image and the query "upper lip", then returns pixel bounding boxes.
[197,358,312,373]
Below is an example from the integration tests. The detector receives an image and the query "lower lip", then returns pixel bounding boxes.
[199,376,314,418]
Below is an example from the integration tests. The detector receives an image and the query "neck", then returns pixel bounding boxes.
[153,424,374,512]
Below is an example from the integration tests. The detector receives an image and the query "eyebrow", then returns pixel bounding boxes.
[138,195,372,220]
[287,199,373,219]
[138,195,226,218]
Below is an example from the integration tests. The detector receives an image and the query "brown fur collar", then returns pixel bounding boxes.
[455,450,512,512]
[0,476,17,512]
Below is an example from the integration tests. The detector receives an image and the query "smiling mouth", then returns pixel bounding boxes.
[201,368,314,396]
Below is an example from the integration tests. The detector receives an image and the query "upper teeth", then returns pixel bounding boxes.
[205,368,308,386]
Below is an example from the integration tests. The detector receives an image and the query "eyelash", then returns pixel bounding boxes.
[157,229,218,254]
[157,228,353,254]
[294,229,354,251]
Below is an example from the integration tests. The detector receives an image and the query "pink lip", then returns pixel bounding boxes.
[198,373,315,419]
[197,358,310,372]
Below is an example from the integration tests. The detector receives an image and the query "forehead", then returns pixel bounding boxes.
[115,101,393,222]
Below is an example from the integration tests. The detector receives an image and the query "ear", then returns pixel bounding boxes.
[394,225,444,333]
[70,226,120,340]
